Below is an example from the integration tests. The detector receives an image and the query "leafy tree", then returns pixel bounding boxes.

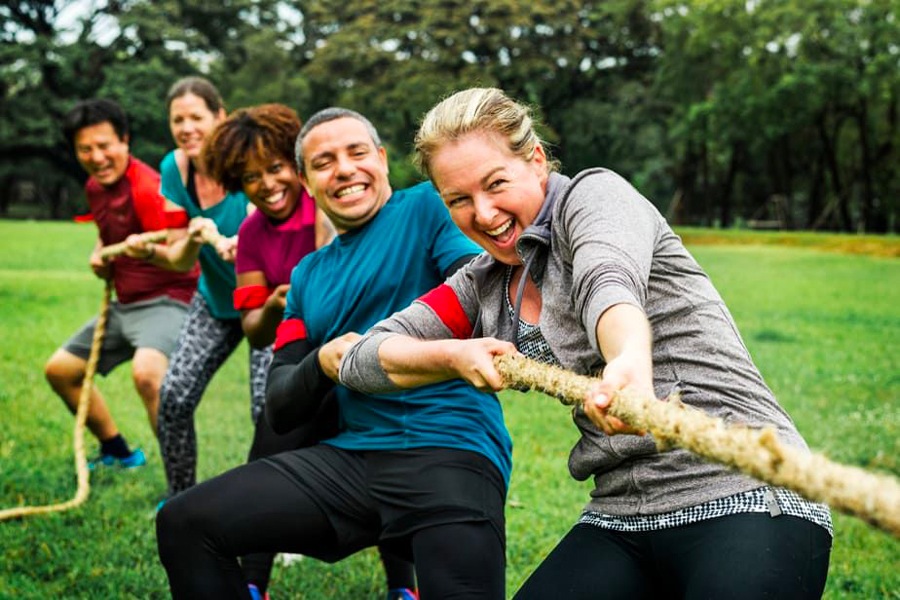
[1,0,896,231]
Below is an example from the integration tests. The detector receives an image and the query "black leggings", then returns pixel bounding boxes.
[239,397,355,592]
[157,458,504,599]
[514,514,831,600]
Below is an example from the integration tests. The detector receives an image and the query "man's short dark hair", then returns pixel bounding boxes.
[294,107,381,174]
[62,99,130,148]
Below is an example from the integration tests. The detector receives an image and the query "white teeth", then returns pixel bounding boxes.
[264,191,283,205]
[486,220,513,237]
[336,184,365,198]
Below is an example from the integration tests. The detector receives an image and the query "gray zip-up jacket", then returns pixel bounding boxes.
[341,168,810,516]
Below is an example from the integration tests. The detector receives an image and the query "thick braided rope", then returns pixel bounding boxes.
[98,230,167,259]
[98,224,226,261]
[494,354,900,538]
[0,281,112,521]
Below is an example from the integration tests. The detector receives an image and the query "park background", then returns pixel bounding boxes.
[1,0,898,598]
[2,0,899,232]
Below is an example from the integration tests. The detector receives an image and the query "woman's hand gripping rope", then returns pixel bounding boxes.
[188,217,236,262]
[492,353,900,538]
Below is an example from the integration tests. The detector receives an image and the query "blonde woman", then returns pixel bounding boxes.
[340,88,832,600]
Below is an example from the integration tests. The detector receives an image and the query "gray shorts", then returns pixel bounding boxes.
[63,296,189,376]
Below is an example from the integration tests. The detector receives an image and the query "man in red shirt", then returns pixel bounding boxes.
[44,99,199,469]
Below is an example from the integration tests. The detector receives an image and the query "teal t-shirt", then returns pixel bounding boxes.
[160,150,248,320]
[284,182,512,484]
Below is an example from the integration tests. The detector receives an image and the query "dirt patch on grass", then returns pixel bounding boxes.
[677,229,900,258]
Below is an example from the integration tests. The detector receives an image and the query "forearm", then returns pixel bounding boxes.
[160,235,203,271]
[340,332,445,393]
[595,303,654,387]
[265,341,334,434]
[341,332,515,394]
[378,335,462,388]
[240,307,282,349]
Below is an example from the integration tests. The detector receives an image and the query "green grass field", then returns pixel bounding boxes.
[0,220,897,599]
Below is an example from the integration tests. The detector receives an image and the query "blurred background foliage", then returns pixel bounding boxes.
[1,0,898,232]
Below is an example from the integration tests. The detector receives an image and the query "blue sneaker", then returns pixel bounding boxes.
[88,448,146,470]
[387,589,418,600]
[247,584,270,600]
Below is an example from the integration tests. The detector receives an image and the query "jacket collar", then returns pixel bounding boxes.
[503,171,571,344]
[517,171,570,250]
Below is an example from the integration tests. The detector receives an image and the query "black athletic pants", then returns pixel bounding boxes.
[157,445,506,599]
[514,514,831,599]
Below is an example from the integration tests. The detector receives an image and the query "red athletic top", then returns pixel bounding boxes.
[86,157,198,304]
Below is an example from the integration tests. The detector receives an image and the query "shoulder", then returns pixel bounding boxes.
[125,157,161,190]
[564,168,622,198]
[159,150,179,175]
[448,252,499,290]
[84,177,102,196]
[566,168,642,199]
[226,189,250,208]
[238,208,267,238]
[393,181,442,209]
[556,168,651,218]
[288,247,325,286]
[392,181,455,232]
[159,151,186,203]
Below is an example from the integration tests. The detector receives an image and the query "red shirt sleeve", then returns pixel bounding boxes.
[274,318,308,351]
[126,159,187,232]
[416,284,474,339]
[234,285,273,311]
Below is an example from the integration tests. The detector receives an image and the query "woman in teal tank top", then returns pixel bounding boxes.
[145,77,272,510]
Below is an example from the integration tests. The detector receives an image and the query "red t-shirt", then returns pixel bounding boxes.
[86,157,198,304]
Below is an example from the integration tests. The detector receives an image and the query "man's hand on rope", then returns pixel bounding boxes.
[585,354,651,437]
[122,232,156,261]
[89,248,111,280]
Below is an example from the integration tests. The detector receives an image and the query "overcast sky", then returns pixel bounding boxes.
[53,0,120,45]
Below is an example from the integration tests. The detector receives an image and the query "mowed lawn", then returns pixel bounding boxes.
[0,219,897,599]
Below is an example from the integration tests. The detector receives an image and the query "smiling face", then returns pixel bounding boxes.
[73,121,130,187]
[168,92,225,160]
[241,154,301,222]
[298,117,391,233]
[431,131,548,265]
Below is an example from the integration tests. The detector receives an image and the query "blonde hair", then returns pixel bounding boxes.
[414,87,558,179]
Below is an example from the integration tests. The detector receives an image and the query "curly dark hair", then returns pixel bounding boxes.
[202,103,301,192]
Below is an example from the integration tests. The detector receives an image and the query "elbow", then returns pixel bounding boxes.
[245,330,272,349]
[166,257,195,272]
[340,335,402,395]
[265,403,292,435]
[264,386,295,435]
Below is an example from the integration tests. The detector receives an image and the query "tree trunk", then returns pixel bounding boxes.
[718,144,741,228]
[816,114,850,231]
[0,175,12,216]
[807,154,824,229]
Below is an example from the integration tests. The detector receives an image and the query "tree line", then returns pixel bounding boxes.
[1,0,897,232]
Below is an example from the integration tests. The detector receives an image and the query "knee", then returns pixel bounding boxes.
[156,501,180,564]
[44,358,62,387]
[158,380,195,422]
[44,351,81,389]
[132,367,162,402]
[156,495,205,564]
